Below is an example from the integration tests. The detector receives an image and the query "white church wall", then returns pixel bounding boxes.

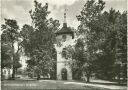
[55,34,74,80]
[57,62,65,80]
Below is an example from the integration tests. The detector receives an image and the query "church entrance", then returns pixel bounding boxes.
[61,68,67,80]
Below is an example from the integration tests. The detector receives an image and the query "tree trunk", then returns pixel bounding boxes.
[118,72,121,84]
[87,75,90,83]
[1,68,4,80]
[86,70,91,83]
[11,43,15,79]
[37,73,40,80]
[118,65,121,84]
[12,67,15,79]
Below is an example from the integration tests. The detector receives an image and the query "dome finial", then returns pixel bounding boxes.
[64,8,67,23]
[63,5,68,27]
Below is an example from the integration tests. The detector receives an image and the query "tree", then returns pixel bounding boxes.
[77,0,127,83]
[1,44,12,80]
[20,0,59,80]
[72,39,87,80]
[91,9,127,82]
[115,11,127,83]
[1,19,22,79]
[76,0,105,82]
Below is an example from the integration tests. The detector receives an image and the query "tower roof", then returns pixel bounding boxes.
[55,8,74,36]
[55,23,73,35]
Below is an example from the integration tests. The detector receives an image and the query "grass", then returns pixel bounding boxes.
[1,80,126,90]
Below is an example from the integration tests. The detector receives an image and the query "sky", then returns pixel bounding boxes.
[1,0,127,29]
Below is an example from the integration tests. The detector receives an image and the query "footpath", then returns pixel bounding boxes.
[64,79,127,90]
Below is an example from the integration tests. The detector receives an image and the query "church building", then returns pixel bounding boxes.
[55,9,74,80]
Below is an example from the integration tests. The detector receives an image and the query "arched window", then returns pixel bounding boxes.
[62,48,67,58]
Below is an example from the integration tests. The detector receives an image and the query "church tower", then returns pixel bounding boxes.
[55,8,74,80]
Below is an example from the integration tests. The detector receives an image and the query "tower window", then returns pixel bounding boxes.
[62,34,66,41]
[62,48,67,58]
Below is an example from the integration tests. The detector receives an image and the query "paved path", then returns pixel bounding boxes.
[1,80,127,90]
[64,80,127,90]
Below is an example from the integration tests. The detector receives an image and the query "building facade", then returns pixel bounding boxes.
[2,68,13,79]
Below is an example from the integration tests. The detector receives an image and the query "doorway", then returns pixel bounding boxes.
[61,68,67,80]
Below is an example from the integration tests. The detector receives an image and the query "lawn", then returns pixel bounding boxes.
[1,80,126,90]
